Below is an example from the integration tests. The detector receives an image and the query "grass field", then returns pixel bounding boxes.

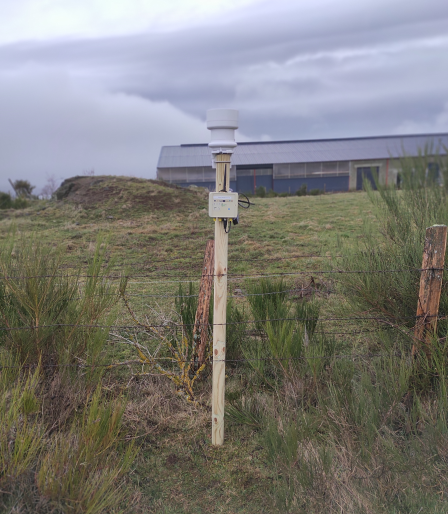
[0,175,367,266]
[2,175,447,513]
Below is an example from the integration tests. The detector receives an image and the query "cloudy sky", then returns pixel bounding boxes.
[1,0,448,194]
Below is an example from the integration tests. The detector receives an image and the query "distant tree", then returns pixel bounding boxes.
[9,179,35,198]
[40,174,59,199]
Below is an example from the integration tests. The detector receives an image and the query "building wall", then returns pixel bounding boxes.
[157,158,407,193]
[158,135,448,193]
[349,159,398,190]
[273,176,349,193]
[157,166,235,184]
[175,180,237,191]
[236,166,274,194]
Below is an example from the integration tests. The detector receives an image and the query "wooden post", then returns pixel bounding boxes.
[413,224,447,357]
[212,152,231,446]
[194,239,214,366]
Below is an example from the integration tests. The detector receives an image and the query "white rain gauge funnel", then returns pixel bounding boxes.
[206,108,238,153]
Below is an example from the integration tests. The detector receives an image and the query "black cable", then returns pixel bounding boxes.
[219,163,228,192]
[224,219,232,234]
[238,193,252,209]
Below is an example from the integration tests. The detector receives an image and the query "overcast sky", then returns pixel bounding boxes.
[1,0,448,194]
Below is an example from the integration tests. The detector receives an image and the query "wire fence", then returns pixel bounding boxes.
[0,285,332,302]
[0,259,438,375]
[57,253,338,270]
[0,313,434,332]
[0,261,438,335]
[0,267,443,281]
[0,352,411,371]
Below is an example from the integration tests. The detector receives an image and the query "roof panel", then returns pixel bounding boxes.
[158,134,448,169]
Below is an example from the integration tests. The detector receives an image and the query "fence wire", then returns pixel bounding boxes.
[0,266,444,281]
[0,352,409,371]
[0,313,434,332]
[58,253,334,270]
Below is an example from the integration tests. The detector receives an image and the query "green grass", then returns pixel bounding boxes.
[0,177,368,271]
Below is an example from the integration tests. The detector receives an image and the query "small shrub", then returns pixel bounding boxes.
[36,385,135,513]
[0,365,43,488]
[309,188,323,196]
[279,192,289,197]
[225,394,264,429]
[267,189,278,198]
[0,233,122,373]
[246,278,290,333]
[0,361,134,513]
[174,282,200,344]
[242,278,334,384]
[12,197,28,209]
[296,184,307,196]
[0,192,12,209]
[0,192,28,209]
[255,186,266,198]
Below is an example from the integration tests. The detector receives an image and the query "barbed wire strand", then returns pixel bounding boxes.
[0,267,445,282]
[0,352,408,371]
[0,284,334,303]
[58,253,334,270]
[0,313,435,332]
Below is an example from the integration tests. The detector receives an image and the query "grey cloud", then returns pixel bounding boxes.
[0,68,208,193]
[0,0,448,191]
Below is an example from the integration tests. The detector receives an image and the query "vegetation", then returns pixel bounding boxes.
[10,179,35,199]
[118,283,210,402]
[0,191,29,209]
[336,149,448,340]
[296,184,307,196]
[1,160,448,512]
[0,234,134,513]
[255,185,266,197]
[0,233,123,370]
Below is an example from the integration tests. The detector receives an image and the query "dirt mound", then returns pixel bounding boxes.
[55,175,205,212]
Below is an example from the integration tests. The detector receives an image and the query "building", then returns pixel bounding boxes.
[157,133,448,194]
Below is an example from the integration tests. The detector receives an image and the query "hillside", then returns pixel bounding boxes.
[0,175,365,273]
[55,175,206,213]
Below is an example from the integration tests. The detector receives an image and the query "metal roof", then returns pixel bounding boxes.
[157,133,448,169]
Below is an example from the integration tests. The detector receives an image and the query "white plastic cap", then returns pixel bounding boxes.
[206,108,238,151]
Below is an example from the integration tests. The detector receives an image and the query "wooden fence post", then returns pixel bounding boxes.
[193,240,214,366]
[413,224,447,357]
[212,152,231,446]
[207,107,238,446]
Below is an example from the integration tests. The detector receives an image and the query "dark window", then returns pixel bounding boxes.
[356,166,379,191]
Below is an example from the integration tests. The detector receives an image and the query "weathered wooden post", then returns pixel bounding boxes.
[193,240,214,366]
[207,108,238,446]
[413,224,447,357]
